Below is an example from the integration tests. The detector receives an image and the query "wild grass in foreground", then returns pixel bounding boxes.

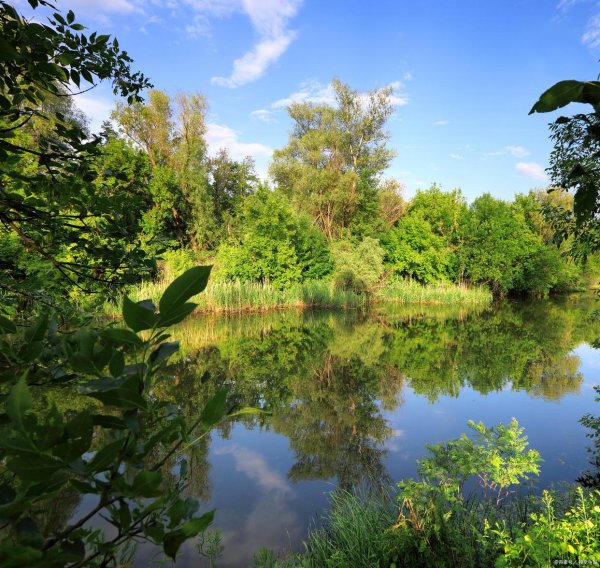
[252,420,600,568]
[103,278,492,317]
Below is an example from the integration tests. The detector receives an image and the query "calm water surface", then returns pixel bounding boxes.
[134,296,599,567]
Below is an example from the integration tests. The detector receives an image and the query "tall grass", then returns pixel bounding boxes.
[103,277,492,318]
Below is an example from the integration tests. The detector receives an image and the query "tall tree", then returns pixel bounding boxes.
[0,0,152,304]
[270,79,396,238]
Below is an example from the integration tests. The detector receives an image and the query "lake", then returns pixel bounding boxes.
[135,295,599,567]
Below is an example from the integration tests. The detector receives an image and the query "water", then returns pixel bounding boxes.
[125,295,599,567]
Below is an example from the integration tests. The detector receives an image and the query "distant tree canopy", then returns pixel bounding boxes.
[270,79,400,239]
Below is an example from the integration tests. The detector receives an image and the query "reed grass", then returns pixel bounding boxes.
[103,277,492,318]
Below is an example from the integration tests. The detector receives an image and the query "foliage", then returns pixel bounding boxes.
[330,236,385,293]
[578,385,600,489]
[217,187,333,286]
[0,0,154,305]
[383,215,451,283]
[530,79,600,224]
[0,267,261,566]
[270,79,396,238]
[493,487,600,566]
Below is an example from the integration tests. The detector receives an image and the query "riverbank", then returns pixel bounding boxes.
[103,278,492,317]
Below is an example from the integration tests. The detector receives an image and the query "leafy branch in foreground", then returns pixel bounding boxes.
[0,266,260,566]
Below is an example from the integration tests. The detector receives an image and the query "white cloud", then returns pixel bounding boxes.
[582,15,600,48]
[210,0,302,87]
[251,109,275,122]
[450,153,464,160]
[212,33,295,87]
[272,80,336,108]
[434,119,449,126]
[505,145,530,158]
[56,0,145,17]
[485,145,530,158]
[272,79,408,110]
[185,13,210,37]
[516,162,547,180]
[205,122,272,160]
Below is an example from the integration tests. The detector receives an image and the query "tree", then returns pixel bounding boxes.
[0,0,153,304]
[530,79,600,227]
[217,186,332,286]
[270,79,396,238]
[459,194,539,295]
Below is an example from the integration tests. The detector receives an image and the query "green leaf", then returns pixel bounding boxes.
[0,315,16,334]
[528,80,600,114]
[86,440,123,473]
[164,510,215,559]
[149,341,179,367]
[7,455,64,481]
[101,328,143,347]
[109,350,125,377]
[157,303,197,328]
[6,374,32,430]
[122,296,158,332]
[201,388,228,427]
[87,380,147,410]
[25,312,48,342]
[159,266,211,315]
[131,470,162,498]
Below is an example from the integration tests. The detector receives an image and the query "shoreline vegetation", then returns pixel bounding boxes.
[103,277,493,317]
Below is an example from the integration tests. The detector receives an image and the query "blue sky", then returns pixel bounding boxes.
[20,0,600,202]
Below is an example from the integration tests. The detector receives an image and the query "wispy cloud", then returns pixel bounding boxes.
[582,14,600,48]
[272,79,408,109]
[214,445,291,493]
[250,109,275,122]
[516,162,547,180]
[450,153,464,160]
[485,145,530,158]
[506,145,530,158]
[205,122,273,160]
[211,0,303,87]
[433,119,449,126]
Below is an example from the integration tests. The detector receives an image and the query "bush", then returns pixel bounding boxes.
[331,237,385,293]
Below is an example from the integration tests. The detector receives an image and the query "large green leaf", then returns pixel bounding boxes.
[159,266,211,315]
[529,80,600,114]
[201,388,228,427]
[7,455,64,481]
[6,375,32,430]
[122,296,158,332]
[156,303,197,328]
[101,328,143,347]
[0,315,16,334]
[163,510,214,560]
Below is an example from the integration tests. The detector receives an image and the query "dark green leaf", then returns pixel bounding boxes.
[109,351,125,377]
[131,471,162,498]
[163,510,214,559]
[86,440,123,473]
[149,341,179,367]
[159,266,211,314]
[0,315,16,334]
[25,313,48,342]
[101,328,143,347]
[7,455,64,481]
[201,388,228,427]
[529,80,584,114]
[6,374,32,430]
[157,303,197,328]
[122,296,157,332]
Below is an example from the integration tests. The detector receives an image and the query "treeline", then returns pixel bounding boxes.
[2,74,597,311]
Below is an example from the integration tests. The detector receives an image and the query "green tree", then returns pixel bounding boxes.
[270,79,396,238]
[217,187,332,286]
[0,0,153,305]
